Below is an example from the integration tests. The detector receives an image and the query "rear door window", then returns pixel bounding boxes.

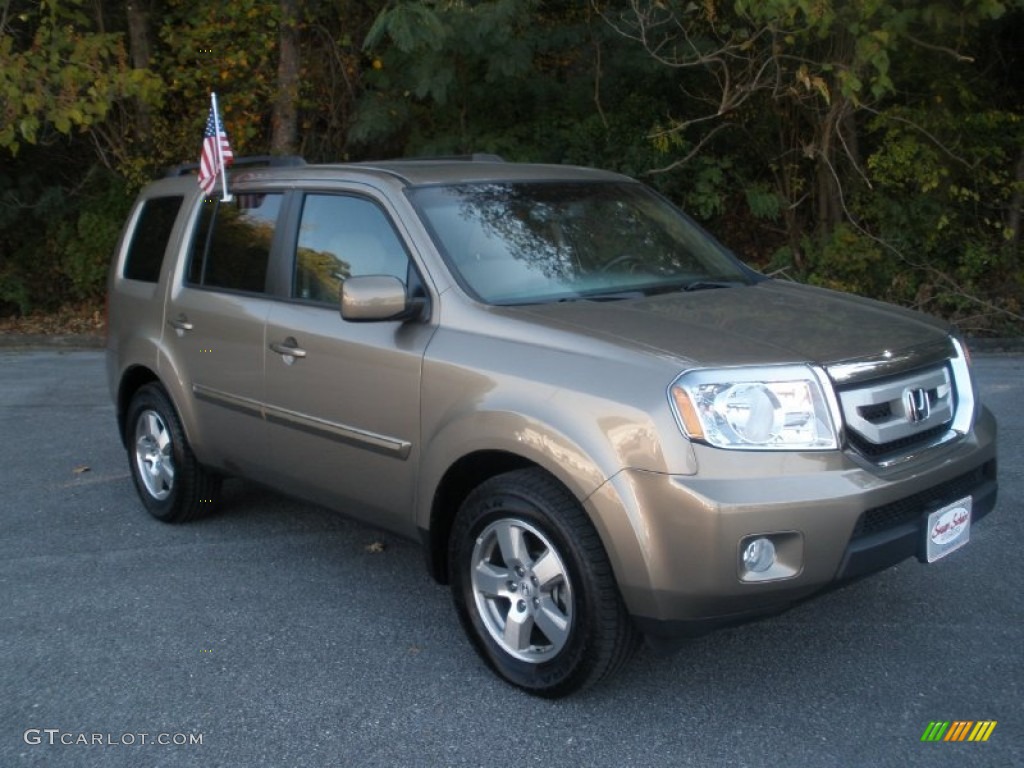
[187,193,284,293]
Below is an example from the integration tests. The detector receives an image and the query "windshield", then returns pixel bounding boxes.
[409,181,756,305]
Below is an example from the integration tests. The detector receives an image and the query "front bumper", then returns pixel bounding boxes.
[585,407,998,644]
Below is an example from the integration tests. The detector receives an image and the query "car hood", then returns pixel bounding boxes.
[515,280,951,368]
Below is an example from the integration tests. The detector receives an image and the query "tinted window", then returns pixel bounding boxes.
[123,196,184,282]
[187,194,283,293]
[292,195,409,304]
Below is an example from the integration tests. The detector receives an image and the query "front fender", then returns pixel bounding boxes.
[417,408,608,533]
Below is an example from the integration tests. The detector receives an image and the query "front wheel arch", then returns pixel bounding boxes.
[425,451,535,584]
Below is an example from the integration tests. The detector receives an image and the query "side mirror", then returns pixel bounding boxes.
[340,275,424,323]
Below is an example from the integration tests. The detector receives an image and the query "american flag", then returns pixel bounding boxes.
[198,102,234,194]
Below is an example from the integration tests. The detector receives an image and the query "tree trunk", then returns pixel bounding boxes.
[814,98,848,237]
[125,1,152,140]
[272,0,300,156]
[1007,144,1024,267]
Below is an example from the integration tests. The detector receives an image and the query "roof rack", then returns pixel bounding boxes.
[163,155,306,178]
[381,153,506,163]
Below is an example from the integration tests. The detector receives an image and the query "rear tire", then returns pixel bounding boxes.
[125,383,220,523]
[449,468,638,697]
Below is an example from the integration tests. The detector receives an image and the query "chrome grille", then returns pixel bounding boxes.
[836,363,956,462]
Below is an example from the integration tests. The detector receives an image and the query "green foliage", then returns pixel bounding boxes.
[0,160,131,313]
[365,2,449,54]
[59,179,135,301]
[768,94,1024,330]
[745,184,783,221]
[615,0,1024,332]
[800,225,893,298]
[851,103,1024,329]
[150,0,282,164]
[1,155,65,314]
[681,156,733,220]
[352,0,668,161]
[0,0,1021,334]
[0,0,161,154]
[354,0,544,146]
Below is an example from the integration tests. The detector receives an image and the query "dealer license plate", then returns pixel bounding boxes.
[925,496,972,563]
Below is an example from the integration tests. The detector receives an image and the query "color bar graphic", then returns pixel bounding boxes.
[967,721,997,742]
[921,721,949,741]
[945,721,973,741]
[921,721,997,742]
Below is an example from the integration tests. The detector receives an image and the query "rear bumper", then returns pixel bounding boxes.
[584,408,999,646]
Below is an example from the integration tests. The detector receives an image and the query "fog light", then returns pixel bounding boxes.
[742,537,776,573]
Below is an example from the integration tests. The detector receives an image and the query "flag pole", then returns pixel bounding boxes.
[211,92,232,202]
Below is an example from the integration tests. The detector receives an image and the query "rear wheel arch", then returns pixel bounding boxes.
[124,381,221,522]
[117,365,160,447]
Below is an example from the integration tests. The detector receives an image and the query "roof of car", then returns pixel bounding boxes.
[156,152,630,190]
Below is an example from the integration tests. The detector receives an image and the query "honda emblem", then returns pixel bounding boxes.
[903,387,931,423]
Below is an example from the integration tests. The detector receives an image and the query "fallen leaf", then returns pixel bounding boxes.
[364,541,385,553]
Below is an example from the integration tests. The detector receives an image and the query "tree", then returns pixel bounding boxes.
[600,0,1023,331]
[354,0,675,175]
[0,0,161,161]
[125,0,155,139]
[272,0,300,154]
[0,0,1020,333]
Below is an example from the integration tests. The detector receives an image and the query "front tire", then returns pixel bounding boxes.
[449,468,638,697]
[125,383,220,523]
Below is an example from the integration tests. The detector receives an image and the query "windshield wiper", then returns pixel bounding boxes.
[680,280,745,292]
[580,290,646,301]
[510,291,642,305]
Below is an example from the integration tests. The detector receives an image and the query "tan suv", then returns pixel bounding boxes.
[107,156,998,697]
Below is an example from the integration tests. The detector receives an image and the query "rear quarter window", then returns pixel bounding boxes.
[122,196,185,282]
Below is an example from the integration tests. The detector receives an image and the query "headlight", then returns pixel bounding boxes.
[669,365,838,450]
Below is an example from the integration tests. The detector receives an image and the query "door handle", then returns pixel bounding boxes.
[269,339,307,359]
[167,315,193,332]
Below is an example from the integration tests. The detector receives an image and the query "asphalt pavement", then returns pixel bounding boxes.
[1,348,1021,767]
